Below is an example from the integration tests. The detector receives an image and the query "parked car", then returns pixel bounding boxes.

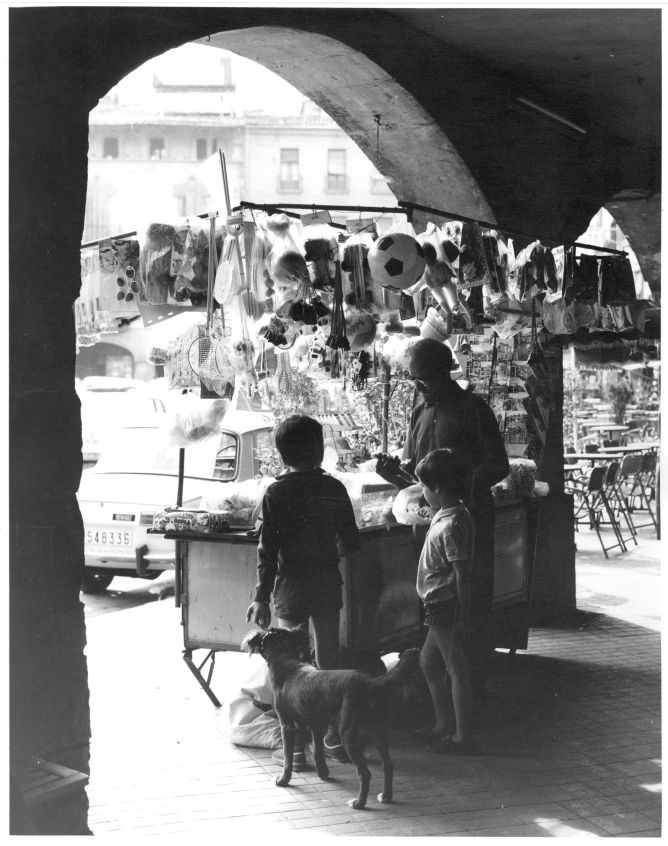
[76,409,274,593]
[77,376,166,465]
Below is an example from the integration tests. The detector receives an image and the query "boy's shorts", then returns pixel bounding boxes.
[423,597,457,630]
[274,570,343,622]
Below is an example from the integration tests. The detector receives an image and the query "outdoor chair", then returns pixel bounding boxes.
[603,458,638,547]
[571,464,627,557]
[584,443,600,454]
[627,451,658,532]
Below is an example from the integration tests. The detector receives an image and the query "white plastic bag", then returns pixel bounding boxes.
[218,652,282,749]
[391,484,433,526]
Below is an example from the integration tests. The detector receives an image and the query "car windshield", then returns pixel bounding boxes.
[94,427,238,480]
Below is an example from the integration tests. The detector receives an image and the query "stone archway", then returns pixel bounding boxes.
[200,26,495,226]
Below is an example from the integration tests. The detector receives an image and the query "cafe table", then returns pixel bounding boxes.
[564,452,622,463]
[598,441,660,455]
[579,423,629,441]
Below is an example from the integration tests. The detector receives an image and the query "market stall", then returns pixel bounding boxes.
[167,491,540,706]
[75,150,659,700]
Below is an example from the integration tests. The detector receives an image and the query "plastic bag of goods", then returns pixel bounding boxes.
[391,483,433,526]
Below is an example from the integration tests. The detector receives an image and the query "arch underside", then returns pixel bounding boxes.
[200,27,495,226]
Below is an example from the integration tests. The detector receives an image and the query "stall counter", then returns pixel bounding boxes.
[168,497,540,667]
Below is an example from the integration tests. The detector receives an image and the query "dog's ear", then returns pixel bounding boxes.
[240,630,264,654]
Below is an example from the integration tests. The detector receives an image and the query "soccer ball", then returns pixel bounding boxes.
[368,233,426,290]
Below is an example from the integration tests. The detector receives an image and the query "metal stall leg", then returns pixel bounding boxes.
[182,649,222,707]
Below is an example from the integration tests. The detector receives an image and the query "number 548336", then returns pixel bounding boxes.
[86,529,131,546]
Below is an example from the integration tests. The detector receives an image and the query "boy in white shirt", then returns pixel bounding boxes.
[414,448,477,755]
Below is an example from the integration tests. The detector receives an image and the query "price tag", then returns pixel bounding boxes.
[301,210,333,226]
[346,217,376,235]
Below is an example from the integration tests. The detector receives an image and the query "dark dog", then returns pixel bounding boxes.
[242,627,419,809]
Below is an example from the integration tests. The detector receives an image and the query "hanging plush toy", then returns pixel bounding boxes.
[344,305,377,350]
[350,350,372,391]
[271,250,309,316]
[303,224,339,291]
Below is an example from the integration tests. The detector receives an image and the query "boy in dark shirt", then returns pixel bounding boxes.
[246,414,361,768]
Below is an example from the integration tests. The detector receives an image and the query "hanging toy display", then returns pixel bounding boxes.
[344,305,377,351]
[239,216,263,320]
[290,332,313,372]
[265,214,305,310]
[408,235,456,330]
[303,222,339,291]
[262,315,288,347]
[174,218,214,302]
[350,350,372,391]
[341,235,377,308]
[287,267,331,326]
[187,214,235,397]
[420,306,452,342]
[368,232,426,291]
[275,348,295,395]
[139,222,187,305]
[325,264,350,351]
[271,250,310,316]
[249,220,276,310]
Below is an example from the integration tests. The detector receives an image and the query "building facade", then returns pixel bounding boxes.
[83,56,396,243]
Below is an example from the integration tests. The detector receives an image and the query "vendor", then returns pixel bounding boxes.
[402,338,509,692]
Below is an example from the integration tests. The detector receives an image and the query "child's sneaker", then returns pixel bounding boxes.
[323,731,349,763]
[271,746,308,770]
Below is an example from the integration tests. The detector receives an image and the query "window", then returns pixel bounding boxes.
[102,137,119,160]
[211,138,218,155]
[279,148,300,191]
[253,429,284,477]
[196,139,208,161]
[370,175,391,194]
[213,432,239,481]
[149,138,165,161]
[172,176,211,218]
[326,149,347,193]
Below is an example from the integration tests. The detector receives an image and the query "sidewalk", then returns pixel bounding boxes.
[84,524,661,837]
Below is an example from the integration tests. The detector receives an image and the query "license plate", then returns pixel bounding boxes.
[85,527,133,548]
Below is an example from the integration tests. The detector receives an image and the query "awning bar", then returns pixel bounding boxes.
[398,200,628,256]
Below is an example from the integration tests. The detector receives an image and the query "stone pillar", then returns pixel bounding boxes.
[10,14,92,834]
[530,336,577,624]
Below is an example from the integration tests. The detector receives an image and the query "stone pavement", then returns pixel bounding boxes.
[84,524,661,837]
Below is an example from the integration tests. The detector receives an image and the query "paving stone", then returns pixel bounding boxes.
[587,811,660,835]
[85,527,661,836]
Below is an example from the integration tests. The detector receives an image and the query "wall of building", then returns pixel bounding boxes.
[84,61,395,244]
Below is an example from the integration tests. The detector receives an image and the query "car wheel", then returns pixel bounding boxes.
[81,571,114,594]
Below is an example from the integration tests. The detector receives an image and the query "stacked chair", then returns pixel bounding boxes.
[567,463,629,558]
[625,452,658,534]
[601,460,638,549]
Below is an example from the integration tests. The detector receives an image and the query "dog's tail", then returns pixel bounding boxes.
[374,647,420,691]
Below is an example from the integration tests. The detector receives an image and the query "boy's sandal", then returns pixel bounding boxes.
[412,726,450,743]
[427,735,478,756]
